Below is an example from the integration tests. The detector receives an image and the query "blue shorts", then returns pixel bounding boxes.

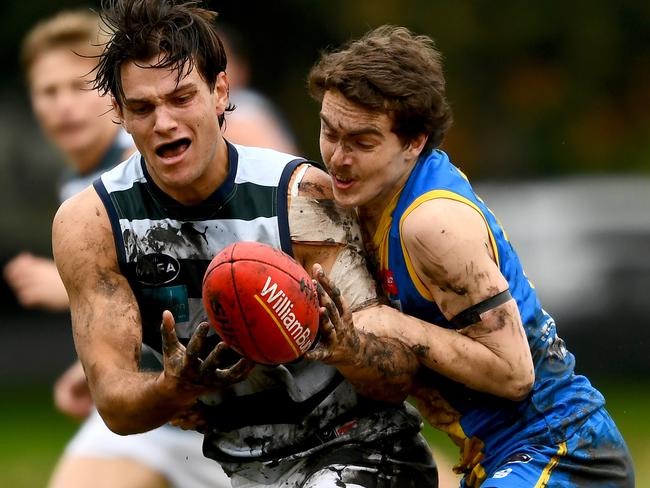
[466,408,634,488]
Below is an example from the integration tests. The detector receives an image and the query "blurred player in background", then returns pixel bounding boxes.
[217,23,298,155]
[3,10,231,488]
[307,25,634,487]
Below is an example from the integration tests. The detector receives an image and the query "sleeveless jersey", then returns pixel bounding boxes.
[373,149,606,479]
[94,142,421,466]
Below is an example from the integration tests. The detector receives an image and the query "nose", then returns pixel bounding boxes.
[329,140,351,167]
[153,105,178,134]
[53,87,77,115]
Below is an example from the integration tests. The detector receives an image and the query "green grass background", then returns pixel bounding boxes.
[1,379,648,487]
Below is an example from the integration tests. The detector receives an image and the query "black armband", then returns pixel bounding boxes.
[451,289,512,328]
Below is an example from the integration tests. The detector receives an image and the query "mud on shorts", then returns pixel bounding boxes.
[228,431,438,488]
[468,408,635,488]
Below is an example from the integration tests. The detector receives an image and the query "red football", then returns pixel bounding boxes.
[202,241,320,365]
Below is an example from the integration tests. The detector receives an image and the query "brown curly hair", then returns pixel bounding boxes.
[308,25,453,154]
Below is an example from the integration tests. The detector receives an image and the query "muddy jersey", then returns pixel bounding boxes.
[373,149,606,479]
[93,142,422,466]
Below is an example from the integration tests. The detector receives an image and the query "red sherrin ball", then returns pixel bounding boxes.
[202,241,319,365]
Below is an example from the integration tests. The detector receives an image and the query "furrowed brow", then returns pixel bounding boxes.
[320,113,382,137]
[124,81,197,106]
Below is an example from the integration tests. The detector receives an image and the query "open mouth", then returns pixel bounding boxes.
[155,138,191,159]
[332,173,355,187]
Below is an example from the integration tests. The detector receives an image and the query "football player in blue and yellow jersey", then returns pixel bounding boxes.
[307,25,634,488]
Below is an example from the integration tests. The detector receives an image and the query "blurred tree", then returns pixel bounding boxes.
[2,0,647,180]
[0,0,648,263]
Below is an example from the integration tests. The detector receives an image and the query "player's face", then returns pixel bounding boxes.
[319,90,424,215]
[29,47,114,165]
[116,55,229,204]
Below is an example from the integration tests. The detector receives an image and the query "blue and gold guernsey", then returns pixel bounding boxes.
[93,142,424,479]
[373,149,608,485]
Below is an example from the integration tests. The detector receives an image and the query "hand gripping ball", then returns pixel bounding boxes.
[202,241,319,365]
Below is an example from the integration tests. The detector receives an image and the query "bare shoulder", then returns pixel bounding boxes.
[401,197,489,254]
[402,197,506,317]
[52,187,116,289]
[294,164,333,199]
[287,164,360,247]
[53,186,111,247]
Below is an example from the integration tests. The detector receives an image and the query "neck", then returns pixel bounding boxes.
[68,125,120,175]
[357,205,382,238]
[161,136,230,206]
[358,169,415,237]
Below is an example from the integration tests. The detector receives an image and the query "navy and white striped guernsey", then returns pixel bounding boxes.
[93,142,422,465]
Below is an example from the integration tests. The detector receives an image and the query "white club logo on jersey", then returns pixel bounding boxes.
[135,253,180,285]
[492,468,512,479]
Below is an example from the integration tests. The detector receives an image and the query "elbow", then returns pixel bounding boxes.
[504,368,535,402]
[94,396,144,436]
[96,406,136,436]
[106,423,133,437]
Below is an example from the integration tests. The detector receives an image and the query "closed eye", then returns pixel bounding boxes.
[321,130,338,142]
[175,93,194,105]
[128,103,152,115]
[354,139,375,150]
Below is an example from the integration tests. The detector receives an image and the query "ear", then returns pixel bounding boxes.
[407,133,428,159]
[214,71,229,116]
[112,96,130,134]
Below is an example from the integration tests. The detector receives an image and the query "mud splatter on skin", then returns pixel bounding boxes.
[299,277,319,304]
[420,256,469,297]
[412,344,430,358]
[299,180,330,199]
[317,279,363,358]
[413,226,499,301]
[467,306,509,335]
[74,259,142,385]
[317,198,359,245]
[346,331,419,401]
[95,269,120,296]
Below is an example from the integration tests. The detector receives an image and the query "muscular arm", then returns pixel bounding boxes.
[292,166,420,402]
[52,188,241,434]
[393,198,534,401]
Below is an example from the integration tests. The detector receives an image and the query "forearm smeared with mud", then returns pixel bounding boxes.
[309,266,421,403]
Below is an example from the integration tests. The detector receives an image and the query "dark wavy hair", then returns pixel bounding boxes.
[94,0,231,122]
[308,25,453,154]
